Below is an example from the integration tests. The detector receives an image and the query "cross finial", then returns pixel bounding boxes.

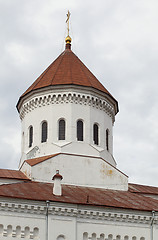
[66,10,70,36]
[65,10,72,49]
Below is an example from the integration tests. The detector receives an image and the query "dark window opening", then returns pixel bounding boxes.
[29,126,33,147]
[59,119,65,140]
[77,120,83,141]
[93,124,99,145]
[41,121,47,143]
[106,129,109,151]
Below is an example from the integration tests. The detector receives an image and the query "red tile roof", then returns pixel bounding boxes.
[0,169,29,180]
[25,154,60,167]
[129,183,158,195]
[18,47,118,110]
[0,181,158,211]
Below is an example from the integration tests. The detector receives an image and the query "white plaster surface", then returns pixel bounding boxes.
[0,199,156,240]
[21,153,128,190]
[19,87,116,168]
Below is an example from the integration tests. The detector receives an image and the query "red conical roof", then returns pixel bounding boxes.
[18,44,118,112]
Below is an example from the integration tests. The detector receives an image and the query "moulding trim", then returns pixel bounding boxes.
[0,201,155,225]
[19,92,115,123]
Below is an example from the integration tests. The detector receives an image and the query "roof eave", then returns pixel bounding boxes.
[17,84,119,115]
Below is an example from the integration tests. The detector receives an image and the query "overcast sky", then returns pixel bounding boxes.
[0,0,158,187]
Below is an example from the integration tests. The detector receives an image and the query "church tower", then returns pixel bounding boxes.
[17,18,128,190]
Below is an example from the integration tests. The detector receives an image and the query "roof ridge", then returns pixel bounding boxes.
[69,51,73,84]
[31,51,64,91]
[71,52,111,96]
[50,51,67,85]
[52,50,73,85]
[76,55,93,88]
[129,182,158,188]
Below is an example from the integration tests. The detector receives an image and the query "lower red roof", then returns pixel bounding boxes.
[129,183,158,195]
[0,181,158,211]
[25,153,59,166]
[0,169,30,180]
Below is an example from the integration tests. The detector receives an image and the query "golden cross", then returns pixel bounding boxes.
[66,10,70,36]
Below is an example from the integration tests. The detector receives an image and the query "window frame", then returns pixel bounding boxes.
[106,128,109,151]
[77,119,84,141]
[41,121,48,143]
[93,123,99,145]
[58,118,66,140]
[28,125,33,148]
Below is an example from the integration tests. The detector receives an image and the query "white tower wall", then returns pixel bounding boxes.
[19,86,116,168]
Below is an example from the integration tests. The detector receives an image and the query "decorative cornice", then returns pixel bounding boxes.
[19,92,115,123]
[51,207,154,225]
[0,201,156,225]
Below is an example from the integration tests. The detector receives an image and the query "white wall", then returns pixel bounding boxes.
[21,153,128,190]
[19,87,116,168]
[0,199,155,240]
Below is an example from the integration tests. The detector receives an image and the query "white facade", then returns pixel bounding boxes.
[20,153,128,190]
[18,84,125,191]
[0,199,157,240]
[19,86,116,167]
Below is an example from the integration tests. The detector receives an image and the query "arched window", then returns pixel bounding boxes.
[41,121,47,143]
[24,227,30,238]
[108,234,113,240]
[116,236,121,240]
[106,129,109,151]
[83,232,88,240]
[58,119,65,140]
[100,234,105,240]
[0,224,4,236]
[93,123,99,145]
[29,126,33,147]
[92,233,96,240]
[16,226,21,238]
[7,225,12,237]
[77,120,83,141]
[124,236,129,240]
[57,235,65,240]
[33,227,39,238]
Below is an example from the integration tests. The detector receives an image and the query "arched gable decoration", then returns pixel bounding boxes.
[29,126,33,147]
[41,121,48,143]
[93,123,99,145]
[77,120,83,141]
[58,119,65,140]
